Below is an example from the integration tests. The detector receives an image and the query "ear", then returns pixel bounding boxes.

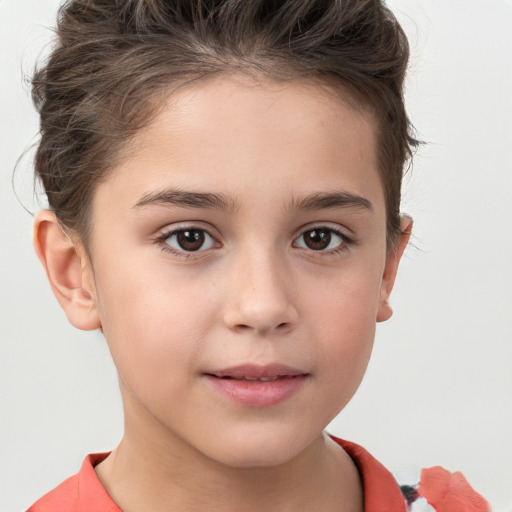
[33,210,101,331]
[376,216,413,323]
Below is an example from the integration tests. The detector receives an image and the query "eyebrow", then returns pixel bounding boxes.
[133,189,240,213]
[288,191,373,212]
[133,188,372,214]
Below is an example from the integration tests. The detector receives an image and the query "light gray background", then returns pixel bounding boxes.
[1,1,511,511]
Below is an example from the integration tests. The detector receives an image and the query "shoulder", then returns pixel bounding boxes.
[330,435,490,512]
[332,436,407,512]
[26,473,78,512]
[26,453,120,512]
[399,466,490,512]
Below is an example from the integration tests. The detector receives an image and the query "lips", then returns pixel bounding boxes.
[212,375,292,382]
[206,363,307,379]
[204,364,308,407]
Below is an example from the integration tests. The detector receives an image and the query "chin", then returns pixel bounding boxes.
[205,427,316,469]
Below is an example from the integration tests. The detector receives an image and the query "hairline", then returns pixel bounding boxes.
[74,71,391,255]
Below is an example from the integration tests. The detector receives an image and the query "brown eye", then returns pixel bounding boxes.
[165,229,215,252]
[177,230,204,251]
[295,228,345,251]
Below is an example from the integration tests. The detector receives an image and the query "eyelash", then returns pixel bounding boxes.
[154,226,218,259]
[154,225,355,259]
[293,226,355,257]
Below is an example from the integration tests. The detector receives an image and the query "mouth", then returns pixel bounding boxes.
[208,375,296,382]
[203,364,309,407]
[205,363,308,381]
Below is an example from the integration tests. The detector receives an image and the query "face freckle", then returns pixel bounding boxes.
[86,76,395,468]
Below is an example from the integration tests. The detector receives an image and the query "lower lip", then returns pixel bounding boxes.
[204,375,307,407]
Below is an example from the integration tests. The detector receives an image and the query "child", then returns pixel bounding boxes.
[22,0,490,510]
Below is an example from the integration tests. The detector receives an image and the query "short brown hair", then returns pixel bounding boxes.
[32,0,418,247]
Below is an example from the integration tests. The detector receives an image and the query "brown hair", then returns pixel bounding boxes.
[32,0,418,247]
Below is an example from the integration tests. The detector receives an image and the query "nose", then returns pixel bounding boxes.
[222,251,299,335]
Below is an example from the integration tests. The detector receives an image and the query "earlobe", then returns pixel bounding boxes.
[33,210,101,331]
[377,216,413,323]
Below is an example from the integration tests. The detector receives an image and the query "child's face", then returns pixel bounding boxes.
[80,77,404,467]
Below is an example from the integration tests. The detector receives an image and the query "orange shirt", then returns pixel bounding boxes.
[27,437,406,511]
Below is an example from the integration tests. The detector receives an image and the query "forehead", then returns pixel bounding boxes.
[139,75,377,157]
[99,76,384,214]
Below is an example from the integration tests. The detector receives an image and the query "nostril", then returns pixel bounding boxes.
[223,301,298,333]
[233,321,289,333]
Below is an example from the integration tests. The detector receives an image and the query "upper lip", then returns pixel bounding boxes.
[206,364,307,379]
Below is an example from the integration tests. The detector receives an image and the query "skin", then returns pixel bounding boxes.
[34,76,411,512]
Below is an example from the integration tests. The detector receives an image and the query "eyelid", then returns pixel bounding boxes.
[293,222,354,241]
[168,229,216,251]
[154,223,221,257]
[292,223,355,252]
[155,220,220,239]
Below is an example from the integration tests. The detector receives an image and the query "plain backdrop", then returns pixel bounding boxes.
[1,1,511,511]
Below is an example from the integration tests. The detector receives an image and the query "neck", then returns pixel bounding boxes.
[95,394,362,512]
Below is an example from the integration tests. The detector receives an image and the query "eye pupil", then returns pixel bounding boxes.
[177,230,205,251]
[304,229,331,250]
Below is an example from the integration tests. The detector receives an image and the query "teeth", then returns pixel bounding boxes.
[213,374,289,381]
[242,376,280,381]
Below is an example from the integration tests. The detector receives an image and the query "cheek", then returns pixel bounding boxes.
[93,262,216,389]
[306,268,381,391]
[310,304,376,426]
[315,298,376,379]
